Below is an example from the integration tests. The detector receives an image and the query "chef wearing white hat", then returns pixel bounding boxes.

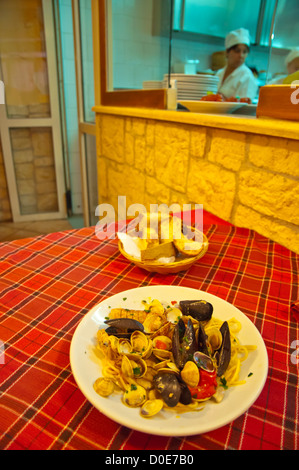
[285,48,299,75]
[269,48,299,84]
[216,28,258,101]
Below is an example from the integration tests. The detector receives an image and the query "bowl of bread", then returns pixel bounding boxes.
[117,212,208,274]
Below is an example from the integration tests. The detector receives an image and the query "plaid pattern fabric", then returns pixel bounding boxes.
[0,213,298,450]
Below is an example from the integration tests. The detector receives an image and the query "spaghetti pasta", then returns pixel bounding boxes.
[93,298,256,418]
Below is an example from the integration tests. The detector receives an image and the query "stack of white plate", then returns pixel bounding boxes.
[163,73,219,101]
[142,80,164,89]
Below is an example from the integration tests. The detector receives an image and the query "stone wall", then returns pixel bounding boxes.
[0,136,12,222]
[96,113,299,253]
[10,128,58,215]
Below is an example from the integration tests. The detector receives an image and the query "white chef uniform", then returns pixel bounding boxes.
[216,28,258,101]
[216,63,258,100]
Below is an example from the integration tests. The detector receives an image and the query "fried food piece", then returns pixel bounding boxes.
[108,308,148,323]
[173,235,203,257]
[141,241,176,261]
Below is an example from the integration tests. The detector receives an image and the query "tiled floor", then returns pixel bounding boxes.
[0,219,76,242]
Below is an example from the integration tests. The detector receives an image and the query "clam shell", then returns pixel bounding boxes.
[152,335,172,350]
[123,384,147,407]
[93,377,114,397]
[140,399,164,417]
[181,361,200,388]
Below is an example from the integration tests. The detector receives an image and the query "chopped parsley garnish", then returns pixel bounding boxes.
[220,377,228,389]
[248,372,253,377]
[130,384,137,391]
[133,367,141,376]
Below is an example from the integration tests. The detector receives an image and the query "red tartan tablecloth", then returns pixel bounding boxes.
[0,212,298,450]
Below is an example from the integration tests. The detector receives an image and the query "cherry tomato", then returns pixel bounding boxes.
[200,93,224,102]
[225,96,239,102]
[240,97,252,104]
[188,369,217,400]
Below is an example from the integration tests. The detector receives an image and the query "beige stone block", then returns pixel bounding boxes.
[131,118,146,136]
[18,180,35,196]
[34,156,54,167]
[28,103,50,118]
[249,135,299,178]
[0,186,9,199]
[125,132,135,165]
[238,169,299,225]
[0,166,7,186]
[169,191,191,207]
[36,181,57,195]
[154,122,189,191]
[20,194,37,211]
[0,210,12,222]
[10,129,31,151]
[35,166,56,182]
[31,129,53,157]
[135,137,146,170]
[37,193,58,212]
[208,129,246,171]
[146,122,155,146]
[7,105,29,119]
[13,149,34,164]
[107,165,145,213]
[97,157,108,198]
[234,204,299,254]
[145,146,155,176]
[125,117,132,132]
[101,115,124,163]
[145,176,170,203]
[190,127,207,158]
[187,159,236,220]
[0,199,11,212]
[15,162,34,180]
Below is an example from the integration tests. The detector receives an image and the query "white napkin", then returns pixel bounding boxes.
[117,232,141,260]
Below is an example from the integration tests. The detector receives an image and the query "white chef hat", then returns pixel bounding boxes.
[285,48,299,66]
[225,28,251,50]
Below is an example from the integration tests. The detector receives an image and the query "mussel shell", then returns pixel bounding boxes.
[172,319,197,369]
[182,319,198,366]
[153,372,181,407]
[172,320,183,369]
[197,322,209,356]
[177,377,192,405]
[104,317,144,338]
[216,321,231,377]
[179,300,213,322]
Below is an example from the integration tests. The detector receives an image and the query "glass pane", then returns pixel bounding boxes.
[267,0,299,84]
[10,128,58,215]
[0,0,51,119]
[272,0,299,49]
[183,0,261,40]
[84,134,98,226]
[79,0,95,123]
[110,0,171,90]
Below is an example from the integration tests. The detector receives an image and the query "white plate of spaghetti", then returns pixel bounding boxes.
[70,285,268,436]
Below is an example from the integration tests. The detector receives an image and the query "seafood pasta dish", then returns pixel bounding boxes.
[93,298,256,418]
